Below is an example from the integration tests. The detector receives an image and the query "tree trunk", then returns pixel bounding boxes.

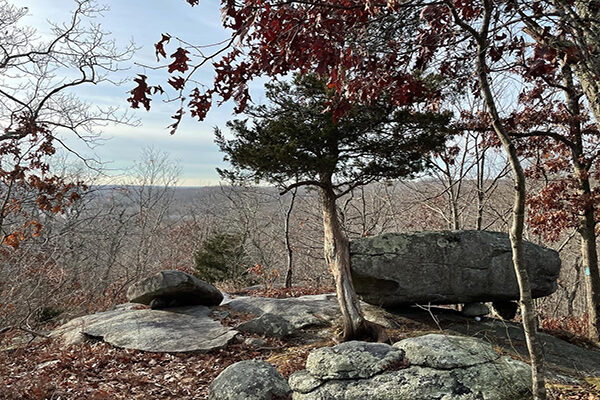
[562,62,600,342]
[475,139,485,231]
[572,155,600,342]
[320,186,387,342]
[284,188,297,288]
[578,207,600,340]
[474,24,547,400]
[573,1,600,131]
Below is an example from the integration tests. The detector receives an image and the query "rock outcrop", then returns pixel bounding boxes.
[237,313,296,337]
[51,304,238,352]
[350,230,561,307]
[209,360,291,400]
[226,294,341,331]
[126,270,223,308]
[289,334,532,400]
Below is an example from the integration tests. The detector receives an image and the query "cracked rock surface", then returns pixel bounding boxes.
[305,341,405,380]
[289,334,532,400]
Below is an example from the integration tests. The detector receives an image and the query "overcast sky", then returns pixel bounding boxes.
[23,0,247,186]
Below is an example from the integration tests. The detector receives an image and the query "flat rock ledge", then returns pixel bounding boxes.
[226,294,341,331]
[51,304,238,353]
[289,334,532,400]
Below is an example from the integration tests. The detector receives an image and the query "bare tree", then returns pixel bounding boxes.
[0,0,137,245]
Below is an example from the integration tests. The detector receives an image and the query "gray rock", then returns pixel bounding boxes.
[393,334,499,369]
[306,341,405,380]
[244,337,269,348]
[51,305,238,353]
[291,335,532,400]
[225,294,408,335]
[350,231,561,307]
[292,361,531,400]
[209,360,291,400]
[288,371,323,394]
[127,270,223,307]
[237,313,296,337]
[226,294,341,330]
[461,303,490,317]
[449,318,600,383]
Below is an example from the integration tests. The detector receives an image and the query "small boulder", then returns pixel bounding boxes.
[209,360,291,400]
[244,337,269,348]
[237,313,296,337]
[127,270,223,307]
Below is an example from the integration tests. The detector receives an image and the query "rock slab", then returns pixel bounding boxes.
[209,360,291,400]
[237,313,296,337]
[127,270,223,307]
[290,334,532,400]
[51,304,237,353]
[350,230,561,307]
[226,294,341,330]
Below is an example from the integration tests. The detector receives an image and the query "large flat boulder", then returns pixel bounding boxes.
[127,270,223,307]
[226,294,341,330]
[51,304,238,352]
[290,334,532,400]
[350,230,560,307]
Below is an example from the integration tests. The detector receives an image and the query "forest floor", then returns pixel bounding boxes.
[0,287,599,400]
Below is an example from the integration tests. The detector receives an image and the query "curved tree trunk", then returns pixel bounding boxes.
[284,188,297,288]
[320,186,387,342]
[473,10,547,399]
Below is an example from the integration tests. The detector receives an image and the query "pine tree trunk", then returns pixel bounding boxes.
[320,186,387,342]
[475,31,547,400]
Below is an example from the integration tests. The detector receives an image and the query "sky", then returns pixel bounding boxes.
[22,0,249,186]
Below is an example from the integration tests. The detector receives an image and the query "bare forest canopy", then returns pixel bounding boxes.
[0,178,587,332]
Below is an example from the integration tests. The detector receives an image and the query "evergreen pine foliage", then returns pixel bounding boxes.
[194,232,247,283]
[215,73,453,190]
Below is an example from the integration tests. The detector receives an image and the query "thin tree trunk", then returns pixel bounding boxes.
[471,4,547,397]
[579,211,600,340]
[284,188,297,288]
[320,186,387,342]
[475,136,486,231]
[572,154,600,342]
[566,258,581,316]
